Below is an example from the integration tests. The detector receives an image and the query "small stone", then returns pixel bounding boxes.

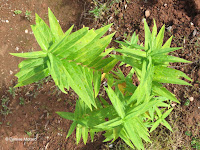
[145,10,150,18]
[189,97,194,102]
[109,144,114,148]
[9,70,13,75]
[171,102,176,107]
[190,22,194,26]
[25,29,28,33]
[5,20,9,23]
[15,47,19,51]
[166,26,172,32]
[164,3,167,7]
[124,4,127,9]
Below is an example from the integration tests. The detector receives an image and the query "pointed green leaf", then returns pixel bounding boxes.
[56,111,75,120]
[82,127,89,144]
[156,25,165,49]
[10,51,47,58]
[31,14,54,51]
[105,86,125,118]
[150,119,162,132]
[48,8,64,40]
[66,122,77,138]
[162,108,173,119]
[162,119,173,131]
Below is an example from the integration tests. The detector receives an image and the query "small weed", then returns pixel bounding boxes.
[26,131,32,137]
[191,137,200,149]
[184,99,190,106]
[0,122,2,125]
[14,10,22,15]
[25,10,32,21]
[19,97,25,105]
[1,97,11,116]
[8,86,16,98]
[185,131,192,136]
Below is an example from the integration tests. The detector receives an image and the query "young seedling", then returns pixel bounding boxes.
[25,10,32,21]
[14,10,22,15]
[10,8,192,150]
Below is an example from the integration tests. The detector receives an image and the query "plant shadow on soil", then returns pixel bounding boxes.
[0,0,200,149]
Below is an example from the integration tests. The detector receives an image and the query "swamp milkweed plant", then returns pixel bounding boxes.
[10,8,192,150]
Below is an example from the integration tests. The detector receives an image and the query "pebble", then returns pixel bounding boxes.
[190,22,194,26]
[109,144,114,148]
[9,70,13,75]
[145,10,150,18]
[15,47,19,51]
[164,3,167,7]
[5,20,9,23]
[25,29,28,33]
[189,97,194,102]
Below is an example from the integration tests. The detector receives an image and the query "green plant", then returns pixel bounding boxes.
[26,131,32,137]
[25,10,32,21]
[1,96,11,116]
[14,10,22,15]
[191,137,200,149]
[10,8,192,150]
[8,86,16,98]
[184,99,190,106]
[185,131,192,136]
[19,97,25,105]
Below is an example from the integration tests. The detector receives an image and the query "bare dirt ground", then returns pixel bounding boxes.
[0,0,200,149]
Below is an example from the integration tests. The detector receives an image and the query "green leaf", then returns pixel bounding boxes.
[124,121,144,150]
[115,47,146,59]
[18,58,47,69]
[47,53,69,93]
[105,86,126,119]
[31,14,54,51]
[62,60,96,109]
[95,23,113,39]
[95,117,123,129]
[119,128,134,148]
[162,36,173,48]
[48,8,64,40]
[50,26,88,54]
[93,70,101,98]
[162,108,173,119]
[75,33,115,66]
[162,119,173,131]
[144,19,152,52]
[151,47,182,56]
[155,107,162,118]
[150,119,162,132]
[66,122,77,138]
[76,124,82,144]
[56,111,75,120]
[153,66,192,85]
[156,25,165,49]
[153,55,191,64]
[16,64,48,82]
[82,126,89,144]
[15,68,49,87]
[10,51,47,58]
[152,82,180,103]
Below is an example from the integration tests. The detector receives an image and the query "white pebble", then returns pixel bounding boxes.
[145,10,150,18]
[25,29,28,33]
[15,47,19,51]
[10,70,13,75]
[5,20,9,23]
[164,4,167,7]
[190,22,194,26]
[189,97,194,102]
